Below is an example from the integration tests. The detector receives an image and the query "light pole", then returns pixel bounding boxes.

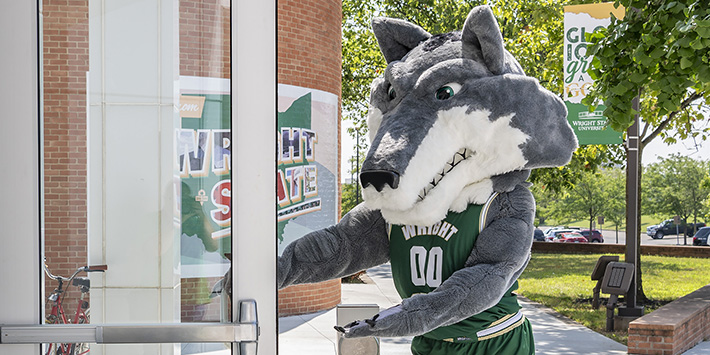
[618,93,644,318]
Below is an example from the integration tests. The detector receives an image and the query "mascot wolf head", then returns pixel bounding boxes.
[360,5,578,225]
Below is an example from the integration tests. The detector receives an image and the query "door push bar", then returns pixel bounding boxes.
[1,300,258,351]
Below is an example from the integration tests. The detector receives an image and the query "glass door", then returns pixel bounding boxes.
[0,1,275,354]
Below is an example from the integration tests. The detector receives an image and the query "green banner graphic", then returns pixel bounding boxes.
[178,92,231,277]
[277,85,339,255]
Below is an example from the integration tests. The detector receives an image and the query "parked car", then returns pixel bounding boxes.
[545,229,576,242]
[580,229,604,243]
[693,227,710,246]
[552,232,588,243]
[543,226,580,234]
[533,228,545,242]
[646,219,706,239]
[543,226,563,234]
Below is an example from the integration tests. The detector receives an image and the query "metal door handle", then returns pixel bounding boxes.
[1,300,259,347]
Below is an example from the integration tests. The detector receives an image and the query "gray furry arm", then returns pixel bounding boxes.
[278,204,391,289]
[347,185,535,338]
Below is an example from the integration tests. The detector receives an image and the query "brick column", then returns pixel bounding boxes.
[277,0,343,316]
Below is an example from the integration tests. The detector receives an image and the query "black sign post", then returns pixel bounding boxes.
[601,262,636,331]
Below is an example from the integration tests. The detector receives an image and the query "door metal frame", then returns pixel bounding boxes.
[232,1,277,352]
[0,1,43,354]
[0,1,276,354]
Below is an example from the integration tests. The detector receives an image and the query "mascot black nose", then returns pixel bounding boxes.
[360,170,400,192]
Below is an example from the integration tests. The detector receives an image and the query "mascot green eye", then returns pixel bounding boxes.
[435,83,461,100]
[388,86,397,100]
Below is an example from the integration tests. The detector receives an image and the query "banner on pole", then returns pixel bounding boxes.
[563,3,624,145]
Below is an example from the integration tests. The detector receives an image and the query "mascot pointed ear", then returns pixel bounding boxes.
[372,17,431,63]
[461,5,506,75]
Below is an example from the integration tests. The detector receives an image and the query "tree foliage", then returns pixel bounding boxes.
[341,181,362,216]
[643,154,710,225]
[586,0,710,141]
[530,183,557,226]
[342,0,620,191]
[553,168,626,230]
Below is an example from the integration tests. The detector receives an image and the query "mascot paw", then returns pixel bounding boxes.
[334,304,403,338]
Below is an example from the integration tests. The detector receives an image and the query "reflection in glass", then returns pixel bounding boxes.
[41,0,232,354]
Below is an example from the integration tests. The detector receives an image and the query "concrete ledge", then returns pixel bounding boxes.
[627,285,710,355]
[532,242,710,258]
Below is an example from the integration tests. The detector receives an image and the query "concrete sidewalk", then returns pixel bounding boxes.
[278,264,628,354]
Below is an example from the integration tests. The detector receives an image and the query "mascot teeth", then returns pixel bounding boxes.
[418,148,473,201]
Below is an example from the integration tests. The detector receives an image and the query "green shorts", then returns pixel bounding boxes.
[411,318,534,355]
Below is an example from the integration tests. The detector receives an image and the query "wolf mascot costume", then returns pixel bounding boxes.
[278,5,577,354]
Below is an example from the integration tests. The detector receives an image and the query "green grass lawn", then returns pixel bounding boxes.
[518,253,710,345]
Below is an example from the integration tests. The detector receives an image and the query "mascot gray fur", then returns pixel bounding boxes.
[278,5,577,354]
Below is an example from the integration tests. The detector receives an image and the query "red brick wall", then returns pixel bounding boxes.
[42,0,90,317]
[180,0,231,78]
[278,0,342,95]
[277,0,343,316]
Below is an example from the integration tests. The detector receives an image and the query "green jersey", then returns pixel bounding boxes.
[388,193,522,342]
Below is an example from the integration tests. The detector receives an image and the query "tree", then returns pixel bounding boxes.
[556,169,625,231]
[586,0,710,301]
[341,0,619,197]
[530,183,558,226]
[601,168,626,242]
[559,171,605,229]
[341,181,361,216]
[701,176,710,219]
[644,154,710,233]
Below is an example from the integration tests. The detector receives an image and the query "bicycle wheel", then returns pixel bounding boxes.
[45,342,76,355]
[44,315,64,355]
[46,342,75,355]
[72,309,90,355]
[73,341,89,355]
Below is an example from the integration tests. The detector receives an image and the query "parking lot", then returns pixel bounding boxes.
[540,226,707,247]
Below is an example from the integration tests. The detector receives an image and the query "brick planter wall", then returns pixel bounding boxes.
[277,0,343,316]
[278,279,342,316]
[628,285,710,355]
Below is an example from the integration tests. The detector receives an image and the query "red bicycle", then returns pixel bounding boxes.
[43,260,107,355]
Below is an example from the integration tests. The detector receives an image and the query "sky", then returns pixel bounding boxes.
[642,133,710,165]
[340,119,710,183]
